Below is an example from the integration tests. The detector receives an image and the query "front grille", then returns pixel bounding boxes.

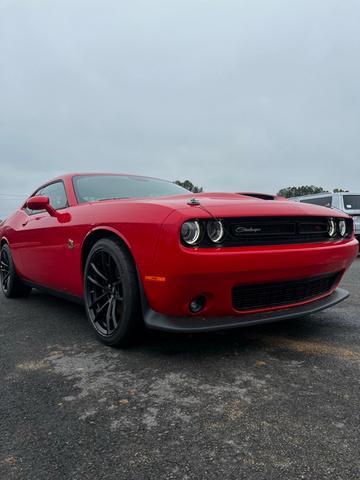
[189,216,352,248]
[223,217,338,246]
[232,272,340,311]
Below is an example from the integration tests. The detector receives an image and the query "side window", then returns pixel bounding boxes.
[25,182,68,215]
[300,197,332,208]
[39,182,68,210]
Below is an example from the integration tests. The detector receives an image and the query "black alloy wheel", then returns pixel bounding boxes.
[0,247,10,294]
[86,250,124,336]
[84,238,142,346]
[0,244,32,298]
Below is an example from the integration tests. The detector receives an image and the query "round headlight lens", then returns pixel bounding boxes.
[328,218,336,237]
[207,220,224,243]
[338,220,347,237]
[181,221,201,245]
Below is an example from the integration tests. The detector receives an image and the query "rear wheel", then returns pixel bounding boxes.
[0,244,32,298]
[84,238,143,346]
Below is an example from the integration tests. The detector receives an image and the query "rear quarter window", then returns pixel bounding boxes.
[300,197,332,208]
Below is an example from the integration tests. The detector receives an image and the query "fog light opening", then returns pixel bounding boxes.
[189,295,206,313]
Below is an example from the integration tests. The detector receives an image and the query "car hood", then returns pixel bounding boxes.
[138,192,347,219]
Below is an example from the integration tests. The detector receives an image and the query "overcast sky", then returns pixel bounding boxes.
[1,0,360,216]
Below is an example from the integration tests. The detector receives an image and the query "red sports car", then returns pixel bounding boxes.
[0,173,358,346]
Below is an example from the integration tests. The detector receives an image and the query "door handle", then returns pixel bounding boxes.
[22,221,28,227]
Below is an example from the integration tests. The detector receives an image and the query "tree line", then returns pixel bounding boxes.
[174,180,203,193]
[277,186,349,198]
[175,180,349,198]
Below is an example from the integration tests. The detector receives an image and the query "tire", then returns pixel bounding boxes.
[0,244,32,298]
[83,238,143,346]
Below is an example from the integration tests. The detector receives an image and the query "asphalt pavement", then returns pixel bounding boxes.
[1,260,359,480]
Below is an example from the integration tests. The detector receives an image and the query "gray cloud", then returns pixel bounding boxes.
[1,0,360,216]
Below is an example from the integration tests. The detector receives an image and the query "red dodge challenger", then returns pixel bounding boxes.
[0,173,358,346]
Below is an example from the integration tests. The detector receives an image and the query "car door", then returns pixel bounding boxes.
[19,181,75,292]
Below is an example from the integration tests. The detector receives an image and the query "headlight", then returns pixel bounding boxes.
[207,220,224,243]
[338,220,347,237]
[181,221,201,245]
[328,218,336,237]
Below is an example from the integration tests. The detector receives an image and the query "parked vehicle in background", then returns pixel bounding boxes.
[291,192,360,246]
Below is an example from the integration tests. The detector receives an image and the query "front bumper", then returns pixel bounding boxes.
[144,288,349,332]
[143,237,358,317]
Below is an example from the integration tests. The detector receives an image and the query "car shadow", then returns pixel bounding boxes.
[140,316,336,358]
[23,289,342,359]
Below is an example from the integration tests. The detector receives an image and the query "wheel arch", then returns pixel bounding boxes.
[1,237,9,248]
[81,227,136,273]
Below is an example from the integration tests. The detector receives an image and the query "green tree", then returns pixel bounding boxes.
[174,180,203,193]
[333,188,349,193]
[277,185,327,198]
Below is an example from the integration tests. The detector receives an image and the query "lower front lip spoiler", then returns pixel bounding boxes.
[143,288,349,333]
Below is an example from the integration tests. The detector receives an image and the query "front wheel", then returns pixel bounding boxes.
[84,238,143,346]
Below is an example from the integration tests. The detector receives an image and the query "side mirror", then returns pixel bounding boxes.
[26,196,57,217]
[26,195,50,211]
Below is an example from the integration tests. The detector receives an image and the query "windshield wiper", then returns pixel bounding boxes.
[98,197,130,201]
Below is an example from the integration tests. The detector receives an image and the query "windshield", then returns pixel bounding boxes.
[343,195,360,210]
[73,175,188,203]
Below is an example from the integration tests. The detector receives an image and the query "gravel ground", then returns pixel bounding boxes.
[0,260,359,480]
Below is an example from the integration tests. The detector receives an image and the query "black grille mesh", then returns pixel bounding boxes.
[226,217,331,246]
[192,216,353,247]
[232,272,340,311]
